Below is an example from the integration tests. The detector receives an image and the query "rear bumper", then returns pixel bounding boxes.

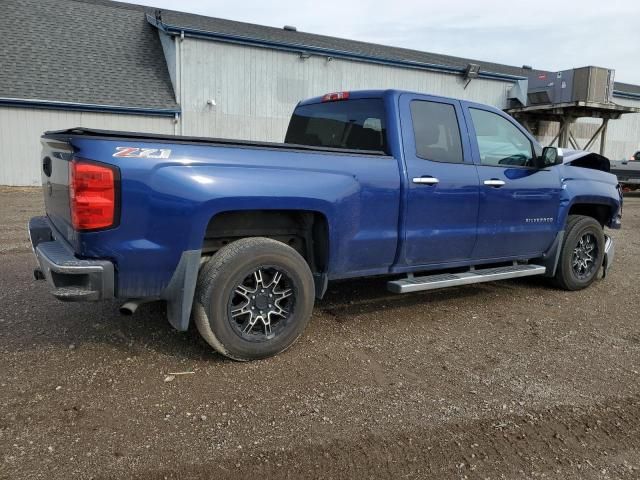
[603,235,615,277]
[29,216,114,301]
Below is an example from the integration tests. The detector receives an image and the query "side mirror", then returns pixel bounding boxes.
[538,146,563,168]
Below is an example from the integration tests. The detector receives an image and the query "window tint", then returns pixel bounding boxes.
[285,99,387,152]
[469,108,534,167]
[410,101,463,163]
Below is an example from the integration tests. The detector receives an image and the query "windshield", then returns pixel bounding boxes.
[285,99,387,153]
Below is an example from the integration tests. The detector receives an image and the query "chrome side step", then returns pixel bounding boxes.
[387,264,546,294]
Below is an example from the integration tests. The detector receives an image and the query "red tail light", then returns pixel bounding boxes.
[321,91,350,102]
[69,160,118,231]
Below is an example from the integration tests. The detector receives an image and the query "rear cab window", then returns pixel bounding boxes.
[410,100,464,163]
[285,98,387,153]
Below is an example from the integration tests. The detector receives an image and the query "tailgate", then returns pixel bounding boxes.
[40,137,74,239]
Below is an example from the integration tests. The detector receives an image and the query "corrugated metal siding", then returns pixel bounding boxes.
[179,38,513,140]
[0,107,174,185]
[604,98,640,158]
[535,98,640,160]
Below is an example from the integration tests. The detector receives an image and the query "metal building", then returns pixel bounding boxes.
[2,0,640,186]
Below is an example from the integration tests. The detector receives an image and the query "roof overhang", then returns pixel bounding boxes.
[146,14,526,83]
[0,97,181,117]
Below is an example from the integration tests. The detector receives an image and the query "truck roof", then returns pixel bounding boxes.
[297,89,497,111]
[297,89,463,106]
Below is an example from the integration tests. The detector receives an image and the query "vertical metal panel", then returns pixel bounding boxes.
[179,38,513,141]
[158,30,177,96]
[0,107,174,185]
[604,98,640,159]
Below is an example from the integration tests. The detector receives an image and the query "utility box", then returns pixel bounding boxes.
[526,66,615,105]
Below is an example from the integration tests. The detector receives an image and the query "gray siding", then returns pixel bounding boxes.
[178,38,513,141]
[0,107,174,186]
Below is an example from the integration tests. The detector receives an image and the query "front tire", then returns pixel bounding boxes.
[553,215,605,290]
[193,237,315,361]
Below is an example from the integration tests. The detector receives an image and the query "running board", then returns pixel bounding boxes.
[387,264,546,294]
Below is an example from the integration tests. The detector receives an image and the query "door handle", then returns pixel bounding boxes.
[412,176,439,185]
[483,179,506,188]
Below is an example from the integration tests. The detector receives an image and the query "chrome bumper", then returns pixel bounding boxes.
[602,235,615,278]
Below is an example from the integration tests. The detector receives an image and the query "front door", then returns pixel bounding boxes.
[399,94,480,267]
[462,103,562,260]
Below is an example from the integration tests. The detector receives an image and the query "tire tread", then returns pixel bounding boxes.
[193,237,314,361]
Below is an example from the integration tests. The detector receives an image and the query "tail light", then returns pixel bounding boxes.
[69,160,119,231]
[321,91,350,102]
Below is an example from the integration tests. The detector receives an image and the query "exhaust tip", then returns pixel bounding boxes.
[119,301,140,316]
[119,298,158,316]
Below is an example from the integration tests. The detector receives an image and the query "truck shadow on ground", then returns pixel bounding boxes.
[7,254,560,360]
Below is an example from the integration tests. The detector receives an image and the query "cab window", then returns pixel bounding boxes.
[285,99,387,152]
[469,108,534,167]
[410,100,464,163]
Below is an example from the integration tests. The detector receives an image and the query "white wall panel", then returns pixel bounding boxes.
[179,39,513,141]
[0,107,174,185]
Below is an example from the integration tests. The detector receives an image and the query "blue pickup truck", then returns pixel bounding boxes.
[29,89,622,361]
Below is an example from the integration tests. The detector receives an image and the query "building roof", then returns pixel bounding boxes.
[150,4,639,96]
[0,0,178,113]
[155,9,534,79]
[1,0,638,114]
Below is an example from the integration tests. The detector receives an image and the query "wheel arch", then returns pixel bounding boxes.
[201,209,331,296]
[566,202,613,227]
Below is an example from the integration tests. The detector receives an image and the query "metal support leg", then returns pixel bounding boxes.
[584,121,606,151]
[558,118,573,149]
[600,118,609,155]
[568,131,581,150]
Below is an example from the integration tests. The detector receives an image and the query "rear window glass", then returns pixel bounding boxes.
[285,99,387,153]
[410,100,463,164]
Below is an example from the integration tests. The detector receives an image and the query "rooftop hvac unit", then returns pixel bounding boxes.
[572,66,615,103]
[525,67,615,106]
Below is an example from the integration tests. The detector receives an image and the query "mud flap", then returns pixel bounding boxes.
[540,230,564,277]
[161,249,201,331]
[313,272,328,299]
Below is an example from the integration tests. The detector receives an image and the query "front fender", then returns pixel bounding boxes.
[558,166,622,228]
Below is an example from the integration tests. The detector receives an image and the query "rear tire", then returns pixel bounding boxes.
[553,215,604,290]
[193,237,315,361]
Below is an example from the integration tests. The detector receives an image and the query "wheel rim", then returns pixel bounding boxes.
[226,267,295,342]
[571,232,599,280]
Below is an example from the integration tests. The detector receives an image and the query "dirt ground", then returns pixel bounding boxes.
[1,187,640,479]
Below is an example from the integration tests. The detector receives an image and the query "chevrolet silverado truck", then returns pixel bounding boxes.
[29,89,622,361]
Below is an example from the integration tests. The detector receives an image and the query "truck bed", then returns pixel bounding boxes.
[43,128,388,156]
[610,160,640,185]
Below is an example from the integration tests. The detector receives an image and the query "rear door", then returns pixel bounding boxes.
[462,103,562,259]
[398,93,479,267]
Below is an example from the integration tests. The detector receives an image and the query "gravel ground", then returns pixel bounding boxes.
[1,187,640,479]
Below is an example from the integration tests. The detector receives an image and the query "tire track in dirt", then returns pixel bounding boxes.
[116,395,640,480]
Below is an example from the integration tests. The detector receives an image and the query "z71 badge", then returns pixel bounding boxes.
[113,147,172,159]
